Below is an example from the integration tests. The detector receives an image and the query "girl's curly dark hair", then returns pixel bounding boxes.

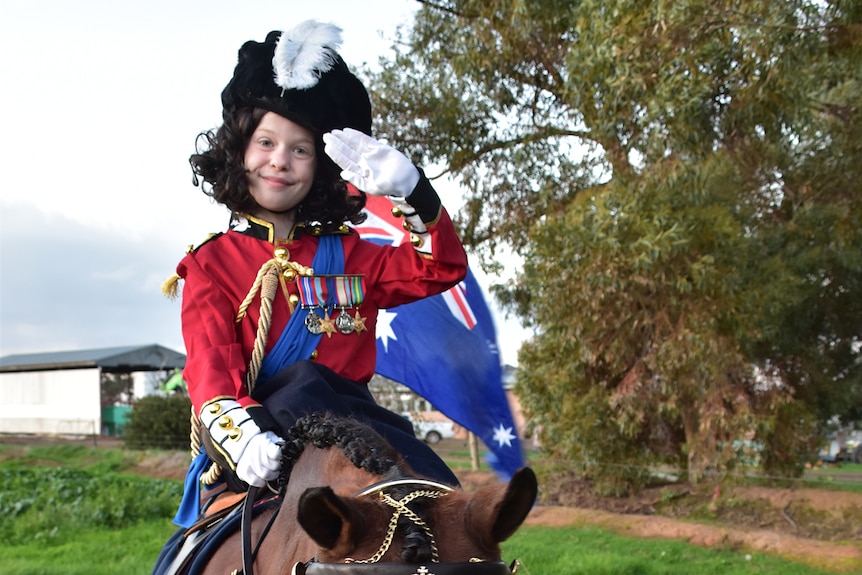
[189,107,366,231]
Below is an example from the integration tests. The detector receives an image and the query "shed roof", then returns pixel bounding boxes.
[0,344,186,373]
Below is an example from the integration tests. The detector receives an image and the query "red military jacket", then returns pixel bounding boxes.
[176,199,467,415]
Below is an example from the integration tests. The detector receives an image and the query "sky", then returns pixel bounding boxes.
[0,0,531,365]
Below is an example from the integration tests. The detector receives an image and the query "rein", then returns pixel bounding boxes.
[238,485,282,575]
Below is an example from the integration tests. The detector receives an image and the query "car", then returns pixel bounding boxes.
[818,430,862,464]
[401,412,456,445]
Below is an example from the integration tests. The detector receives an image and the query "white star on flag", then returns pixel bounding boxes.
[492,423,516,448]
[375,309,398,352]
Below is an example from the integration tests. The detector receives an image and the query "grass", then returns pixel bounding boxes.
[801,462,862,493]
[0,521,178,575]
[502,526,837,575]
[0,442,858,574]
[2,521,839,575]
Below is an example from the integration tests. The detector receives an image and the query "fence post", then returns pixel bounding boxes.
[468,431,480,471]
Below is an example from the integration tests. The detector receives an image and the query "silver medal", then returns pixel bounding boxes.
[305,310,323,335]
[335,309,355,334]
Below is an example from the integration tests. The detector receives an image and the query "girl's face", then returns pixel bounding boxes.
[244,111,317,217]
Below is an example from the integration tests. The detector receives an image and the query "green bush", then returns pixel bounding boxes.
[0,465,182,546]
[123,395,191,450]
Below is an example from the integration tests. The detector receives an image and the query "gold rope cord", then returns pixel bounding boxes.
[245,265,279,393]
[189,406,223,485]
[236,250,312,393]
[188,250,313,486]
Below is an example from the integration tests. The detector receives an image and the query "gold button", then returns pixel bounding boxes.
[289,294,300,305]
[402,220,412,231]
[217,415,234,430]
[274,247,288,259]
[207,403,222,415]
[310,350,318,359]
[228,428,243,441]
[391,206,403,217]
[283,269,297,281]
[410,234,424,248]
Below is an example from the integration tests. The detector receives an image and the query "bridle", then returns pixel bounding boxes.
[342,478,454,564]
[237,479,522,575]
[292,560,521,575]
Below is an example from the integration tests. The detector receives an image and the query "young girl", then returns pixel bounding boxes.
[164,20,467,517]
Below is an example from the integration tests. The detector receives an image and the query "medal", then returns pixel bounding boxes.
[352,310,367,334]
[296,274,367,335]
[304,310,323,335]
[335,309,355,334]
[320,309,337,338]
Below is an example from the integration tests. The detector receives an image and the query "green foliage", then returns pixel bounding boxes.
[757,400,821,477]
[123,394,192,450]
[2,444,137,474]
[100,372,133,406]
[367,0,862,491]
[0,446,856,573]
[0,465,182,546]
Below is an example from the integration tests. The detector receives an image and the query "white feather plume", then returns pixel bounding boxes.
[273,20,343,91]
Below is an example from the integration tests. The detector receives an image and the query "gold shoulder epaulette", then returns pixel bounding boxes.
[161,273,181,300]
[191,232,222,250]
[161,233,222,300]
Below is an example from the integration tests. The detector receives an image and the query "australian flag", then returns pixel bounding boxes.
[355,194,525,479]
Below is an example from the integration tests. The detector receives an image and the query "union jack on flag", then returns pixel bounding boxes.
[355,194,525,479]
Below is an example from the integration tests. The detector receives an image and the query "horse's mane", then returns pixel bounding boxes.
[276,412,403,484]
[275,412,438,563]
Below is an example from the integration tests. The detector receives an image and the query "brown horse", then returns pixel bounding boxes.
[196,412,538,574]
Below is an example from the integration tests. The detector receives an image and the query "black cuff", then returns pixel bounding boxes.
[405,169,443,224]
[246,405,281,435]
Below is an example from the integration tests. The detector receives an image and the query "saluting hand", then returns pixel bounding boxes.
[323,128,420,198]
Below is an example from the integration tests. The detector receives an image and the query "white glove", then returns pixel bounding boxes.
[235,430,283,487]
[199,399,281,486]
[323,128,420,197]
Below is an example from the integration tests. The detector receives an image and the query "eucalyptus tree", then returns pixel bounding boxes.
[367,0,862,490]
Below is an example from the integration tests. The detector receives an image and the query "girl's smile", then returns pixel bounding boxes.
[244,112,317,231]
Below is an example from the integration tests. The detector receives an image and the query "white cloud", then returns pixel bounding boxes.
[0,0,529,364]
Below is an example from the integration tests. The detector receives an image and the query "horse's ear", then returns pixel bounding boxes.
[467,467,538,543]
[297,486,357,550]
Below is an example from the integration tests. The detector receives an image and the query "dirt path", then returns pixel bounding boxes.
[524,505,862,574]
[454,469,862,574]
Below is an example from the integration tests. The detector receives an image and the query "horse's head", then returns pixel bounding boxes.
[275,413,538,573]
[200,413,537,575]
[296,467,538,568]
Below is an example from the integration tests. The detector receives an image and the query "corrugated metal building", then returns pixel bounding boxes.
[0,344,185,435]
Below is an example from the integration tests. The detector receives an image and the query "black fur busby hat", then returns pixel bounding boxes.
[221,20,372,136]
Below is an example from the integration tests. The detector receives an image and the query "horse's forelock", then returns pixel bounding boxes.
[277,413,438,562]
[277,413,403,489]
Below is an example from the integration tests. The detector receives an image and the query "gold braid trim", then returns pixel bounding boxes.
[345,489,448,564]
[189,406,222,486]
[235,249,314,394]
[245,266,278,393]
[161,273,181,300]
[186,249,314,487]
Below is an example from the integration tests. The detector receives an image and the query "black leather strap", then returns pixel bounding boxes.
[241,485,261,575]
[294,560,518,575]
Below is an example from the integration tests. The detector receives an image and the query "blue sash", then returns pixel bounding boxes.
[173,234,343,528]
[257,234,344,383]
